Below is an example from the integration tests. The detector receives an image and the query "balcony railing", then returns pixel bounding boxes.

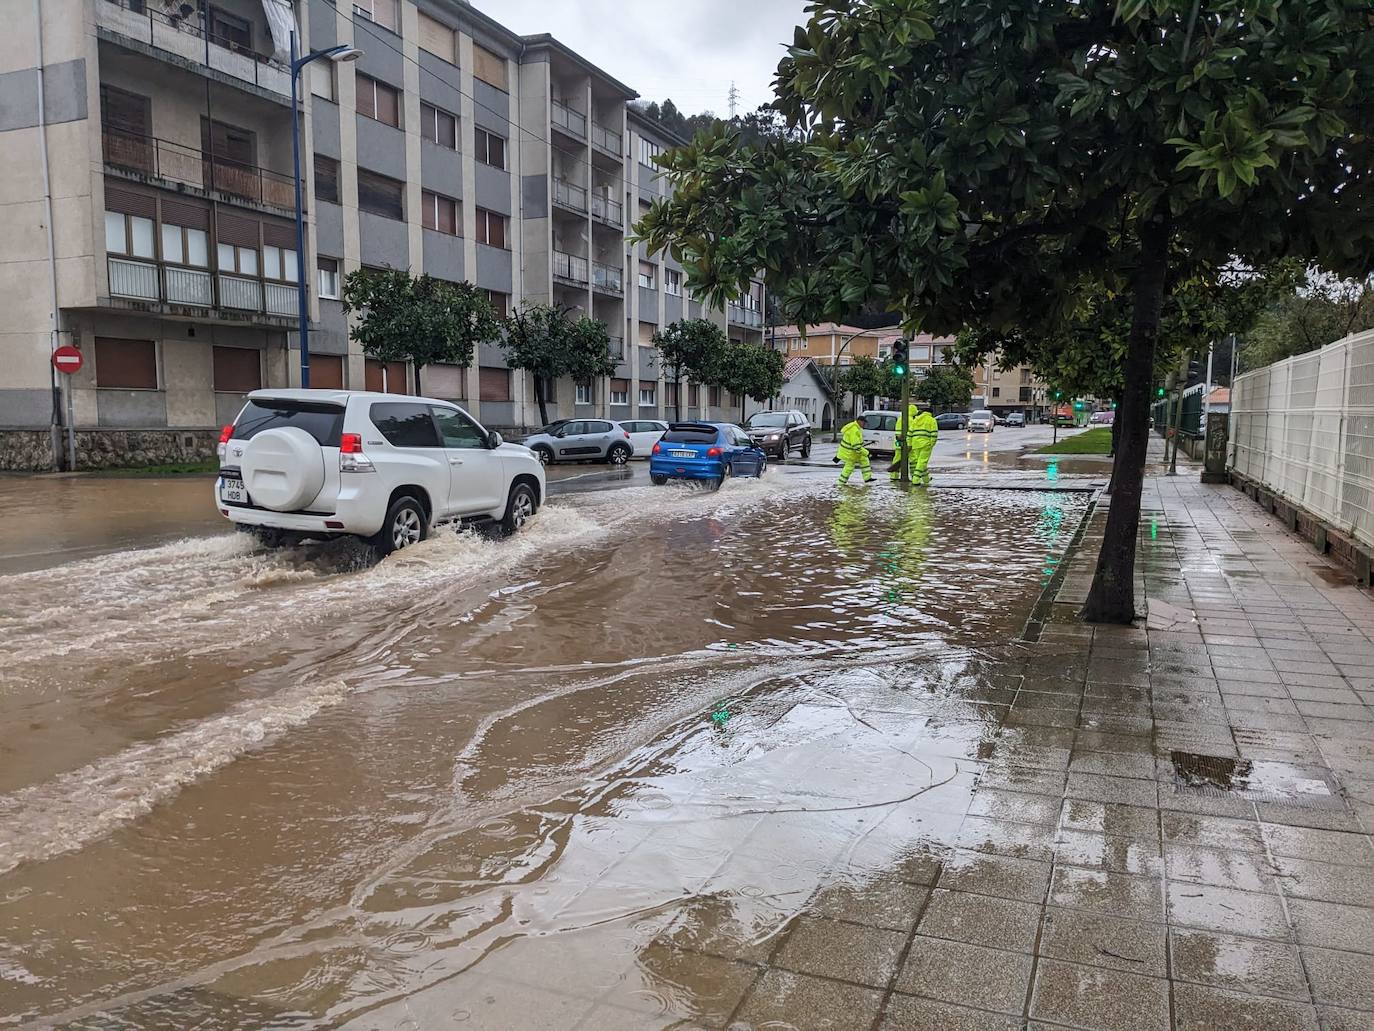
[103,126,296,209]
[108,256,295,320]
[553,250,589,285]
[552,178,587,213]
[608,336,624,361]
[97,0,291,95]
[591,121,621,156]
[728,302,764,328]
[590,194,623,227]
[592,261,623,295]
[551,100,587,138]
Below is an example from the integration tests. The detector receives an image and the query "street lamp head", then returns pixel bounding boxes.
[327,45,364,62]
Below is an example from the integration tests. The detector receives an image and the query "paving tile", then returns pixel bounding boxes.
[430,978,597,1030]
[1169,928,1309,1000]
[975,765,1067,797]
[1275,856,1374,908]
[916,888,1040,952]
[809,877,929,932]
[895,935,1032,1014]
[1067,772,1159,807]
[731,968,884,1031]
[1164,843,1279,893]
[1029,958,1169,1031]
[966,787,1063,826]
[661,897,789,966]
[1172,982,1319,1031]
[1048,866,1164,921]
[1304,946,1374,1011]
[1261,823,1374,866]
[1167,882,1294,941]
[1038,906,1168,977]
[1162,812,1266,854]
[1059,799,1160,839]
[1053,829,1163,876]
[936,849,1052,904]
[1288,897,1374,955]
[603,946,758,1027]
[1317,1004,1374,1031]
[774,918,906,990]
[882,994,1024,1030]
[956,816,1056,861]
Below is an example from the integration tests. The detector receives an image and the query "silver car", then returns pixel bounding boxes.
[520,419,634,466]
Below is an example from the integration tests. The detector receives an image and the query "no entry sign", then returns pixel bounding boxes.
[51,346,83,375]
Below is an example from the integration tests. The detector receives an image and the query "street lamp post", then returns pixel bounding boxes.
[290,34,362,388]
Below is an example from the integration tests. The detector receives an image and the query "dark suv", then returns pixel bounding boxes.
[744,410,813,459]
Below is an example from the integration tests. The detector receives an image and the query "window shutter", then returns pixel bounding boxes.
[472,43,507,90]
[104,186,156,218]
[311,355,345,389]
[262,221,295,248]
[217,211,260,247]
[212,346,262,393]
[417,11,455,62]
[160,197,210,229]
[479,366,510,401]
[94,338,157,389]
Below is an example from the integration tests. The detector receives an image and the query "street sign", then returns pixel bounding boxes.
[51,346,83,375]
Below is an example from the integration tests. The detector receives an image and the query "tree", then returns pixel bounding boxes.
[915,365,974,413]
[715,342,785,421]
[841,356,898,416]
[654,318,729,420]
[341,268,500,394]
[500,304,616,426]
[1245,273,1374,369]
[637,0,1374,624]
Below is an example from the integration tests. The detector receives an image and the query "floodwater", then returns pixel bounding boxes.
[0,471,1085,1028]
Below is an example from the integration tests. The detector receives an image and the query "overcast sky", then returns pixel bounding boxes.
[469,0,809,114]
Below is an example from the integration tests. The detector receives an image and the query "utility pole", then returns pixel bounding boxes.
[893,338,911,486]
[727,82,740,119]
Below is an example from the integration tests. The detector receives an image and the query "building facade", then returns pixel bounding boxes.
[1,0,764,470]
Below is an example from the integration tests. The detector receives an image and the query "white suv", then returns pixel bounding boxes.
[215,389,545,552]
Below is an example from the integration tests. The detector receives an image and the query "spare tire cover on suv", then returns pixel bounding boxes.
[240,427,325,512]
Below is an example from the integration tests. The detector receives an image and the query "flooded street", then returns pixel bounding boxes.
[0,458,1088,1028]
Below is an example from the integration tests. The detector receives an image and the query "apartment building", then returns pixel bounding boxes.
[1,0,764,469]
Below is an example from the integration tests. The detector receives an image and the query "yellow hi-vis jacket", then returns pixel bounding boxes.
[897,407,938,448]
[839,419,867,455]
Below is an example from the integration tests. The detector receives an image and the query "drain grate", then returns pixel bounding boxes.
[1170,751,1346,811]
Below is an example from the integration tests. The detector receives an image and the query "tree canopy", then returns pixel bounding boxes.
[636,0,1374,623]
[715,343,786,419]
[654,318,729,420]
[1244,272,1374,369]
[915,364,974,413]
[341,268,500,393]
[500,304,615,425]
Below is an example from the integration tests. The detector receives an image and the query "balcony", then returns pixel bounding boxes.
[592,261,623,296]
[551,100,586,139]
[553,250,589,286]
[552,178,587,213]
[591,121,621,158]
[107,256,296,321]
[590,194,623,228]
[97,0,291,98]
[608,336,625,361]
[104,126,295,211]
[728,303,764,329]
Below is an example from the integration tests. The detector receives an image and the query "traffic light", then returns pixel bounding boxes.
[1074,401,1084,411]
[1053,390,1063,401]
[1156,386,1166,398]
[892,338,909,377]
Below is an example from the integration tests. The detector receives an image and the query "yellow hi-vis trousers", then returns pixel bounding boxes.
[838,444,872,484]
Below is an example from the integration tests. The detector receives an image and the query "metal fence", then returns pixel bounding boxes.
[1232,329,1374,549]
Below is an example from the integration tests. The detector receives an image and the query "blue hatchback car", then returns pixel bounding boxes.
[649,422,768,487]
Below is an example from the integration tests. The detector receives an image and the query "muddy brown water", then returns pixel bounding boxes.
[0,472,1085,1027]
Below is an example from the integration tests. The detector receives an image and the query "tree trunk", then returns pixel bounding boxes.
[414,363,423,397]
[1106,407,1123,493]
[1081,213,1170,625]
[535,375,549,427]
[674,371,682,422]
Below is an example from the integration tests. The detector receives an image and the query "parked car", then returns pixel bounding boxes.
[744,410,813,459]
[650,422,767,487]
[967,410,996,433]
[1005,412,1026,428]
[520,419,634,466]
[617,419,668,457]
[1090,409,1116,425]
[935,412,967,431]
[215,389,544,554]
[858,410,899,456]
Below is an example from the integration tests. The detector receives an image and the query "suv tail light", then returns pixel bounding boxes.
[339,432,374,473]
[623,430,631,439]
[217,423,233,461]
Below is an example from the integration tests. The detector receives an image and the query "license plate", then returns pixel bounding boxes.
[220,476,247,504]
[671,450,695,458]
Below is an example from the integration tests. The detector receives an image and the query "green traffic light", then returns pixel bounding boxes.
[894,363,906,377]
[1156,387,1165,398]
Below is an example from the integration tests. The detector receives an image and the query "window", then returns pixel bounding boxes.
[479,366,511,401]
[911,345,930,361]
[992,386,1001,398]
[638,321,656,346]
[358,169,405,220]
[422,190,459,235]
[311,355,345,389]
[202,118,255,169]
[664,269,682,296]
[475,208,508,249]
[664,382,678,407]
[576,382,593,405]
[421,102,457,149]
[159,223,209,267]
[472,43,507,90]
[483,290,508,318]
[610,379,629,406]
[639,382,656,407]
[365,359,408,392]
[217,242,259,275]
[318,257,340,299]
[356,75,400,128]
[95,338,157,389]
[638,198,652,218]
[105,211,155,259]
[432,406,486,448]
[371,402,442,447]
[474,126,507,169]
[638,138,661,166]
[212,345,262,393]
[309,60,336,102]
[314,155,340,204]
[709,385,721,406]
[637,261,656,290]
[208,7,253,53]
[417,11,455,62]
[352,0,398,32]
[1019,386,1032,402]
[262,245,299,283]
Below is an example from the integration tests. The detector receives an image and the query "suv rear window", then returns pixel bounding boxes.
[232,399,344,446]
[371,402,442,447]
[663,425,719,444]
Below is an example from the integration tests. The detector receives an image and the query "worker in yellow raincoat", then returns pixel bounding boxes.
[891,402,939,485]
[833,416,875,485]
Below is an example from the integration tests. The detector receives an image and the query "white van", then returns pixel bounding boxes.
[857,410,900,456]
